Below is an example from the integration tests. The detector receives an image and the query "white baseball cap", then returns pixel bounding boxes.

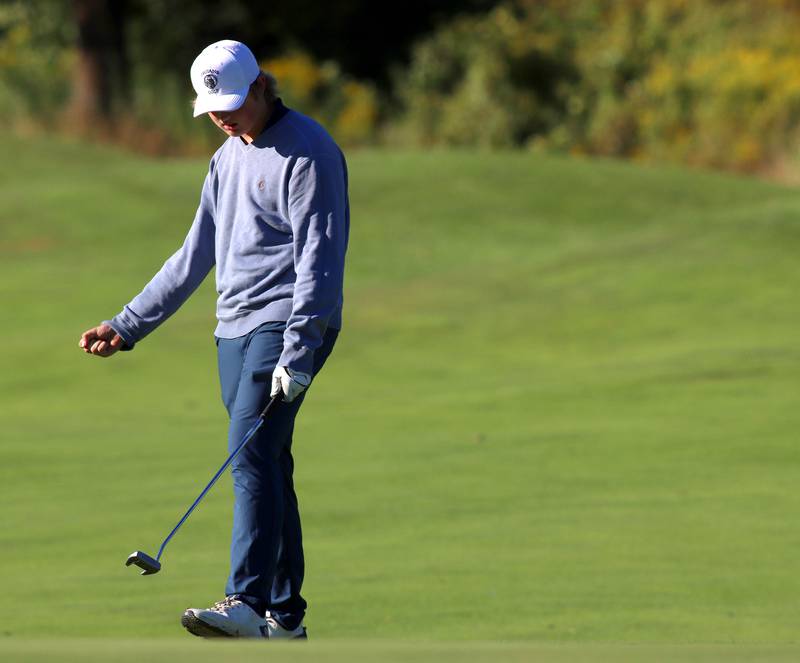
[190,40,259,118]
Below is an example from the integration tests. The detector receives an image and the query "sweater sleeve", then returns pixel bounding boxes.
[103,162,217,350]
[278,152,349,375]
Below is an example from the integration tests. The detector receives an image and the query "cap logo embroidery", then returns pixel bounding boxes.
[203,69,220,93]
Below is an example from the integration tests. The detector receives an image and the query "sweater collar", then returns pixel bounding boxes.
[264,97,289,132]
[239,97,290,147]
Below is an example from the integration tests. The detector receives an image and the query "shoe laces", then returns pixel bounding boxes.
[211,595,242,613]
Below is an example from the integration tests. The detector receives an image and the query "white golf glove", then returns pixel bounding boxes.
[271,366,312,403]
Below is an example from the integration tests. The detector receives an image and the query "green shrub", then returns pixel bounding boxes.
[391,0,800,174]
[386,5,577,149]
[0,2,74,128]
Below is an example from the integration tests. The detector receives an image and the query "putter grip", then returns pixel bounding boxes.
[259,392,283,419]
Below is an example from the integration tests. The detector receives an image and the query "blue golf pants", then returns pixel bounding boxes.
[216,320,338,629]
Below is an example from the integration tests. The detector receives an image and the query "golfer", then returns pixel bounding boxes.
[78,40,349,639]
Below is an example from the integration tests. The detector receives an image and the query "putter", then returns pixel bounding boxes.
[126,391,284,576]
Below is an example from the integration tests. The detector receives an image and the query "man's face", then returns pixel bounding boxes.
[207,85,264,138]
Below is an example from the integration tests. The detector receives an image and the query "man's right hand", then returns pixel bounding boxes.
[79,323,125,358]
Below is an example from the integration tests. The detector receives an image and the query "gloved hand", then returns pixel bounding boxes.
[271,366,312,403]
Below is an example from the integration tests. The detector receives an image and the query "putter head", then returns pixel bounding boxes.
[126,550,161,576]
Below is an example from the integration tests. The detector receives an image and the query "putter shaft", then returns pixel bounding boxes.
[126,393,283,574]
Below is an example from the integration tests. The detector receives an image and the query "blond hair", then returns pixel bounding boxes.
[252,71,278,103]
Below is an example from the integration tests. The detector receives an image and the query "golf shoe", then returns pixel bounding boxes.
[181,595,267,638]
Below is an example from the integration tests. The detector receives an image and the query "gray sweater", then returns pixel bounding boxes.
[104,98,350,375]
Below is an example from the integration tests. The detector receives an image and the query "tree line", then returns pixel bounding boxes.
[2,0,799,175]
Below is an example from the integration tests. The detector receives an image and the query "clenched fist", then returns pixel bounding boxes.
[79,323,125,358]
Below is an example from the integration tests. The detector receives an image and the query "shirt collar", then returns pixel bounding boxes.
[263,97,289,132]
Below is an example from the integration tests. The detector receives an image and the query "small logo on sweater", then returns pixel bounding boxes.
[257,179,266,191]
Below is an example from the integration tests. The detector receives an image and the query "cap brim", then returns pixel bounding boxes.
[192,88,248,118]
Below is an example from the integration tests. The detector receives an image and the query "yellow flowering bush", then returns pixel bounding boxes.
[395,0,800,173]
[263,50,381,147]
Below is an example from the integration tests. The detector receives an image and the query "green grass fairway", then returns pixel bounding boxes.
[1,134,799,659]
[2,640,800,663]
